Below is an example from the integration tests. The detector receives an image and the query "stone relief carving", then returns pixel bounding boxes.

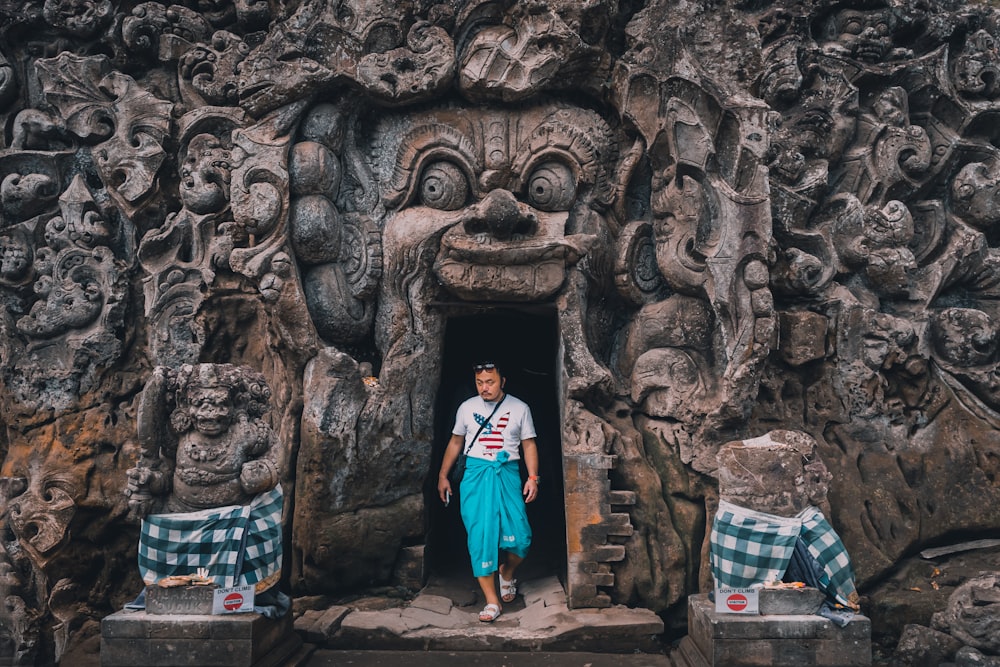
[291,102,381,343]
[2,0,1000,661]
[125,364,279,517]
[0,168,128,415]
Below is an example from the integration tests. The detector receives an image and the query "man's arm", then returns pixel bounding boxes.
[521,437,539,503]
[437,433,464,502]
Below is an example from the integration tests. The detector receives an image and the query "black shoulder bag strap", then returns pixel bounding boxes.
[464,393,507,456]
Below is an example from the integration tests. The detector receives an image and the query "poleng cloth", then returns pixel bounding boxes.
[710,501,800,586]
[710,499,858,608]
[460,453,531,577]
[138,485,283,593]
[799,506,858,609]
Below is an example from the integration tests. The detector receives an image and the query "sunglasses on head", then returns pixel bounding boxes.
[473,362,496,371]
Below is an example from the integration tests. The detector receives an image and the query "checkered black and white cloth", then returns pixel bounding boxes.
[711,500,801,586]
[798,506,857,608]
[138,485,283,593]
[711,499,857,608]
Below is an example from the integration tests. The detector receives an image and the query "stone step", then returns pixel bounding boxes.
[297,574,664,654]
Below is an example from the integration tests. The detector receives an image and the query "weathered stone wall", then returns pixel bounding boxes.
[1,0,1000,662]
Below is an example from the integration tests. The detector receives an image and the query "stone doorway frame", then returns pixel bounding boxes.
[426,304,637,609]
[426,306,567,583]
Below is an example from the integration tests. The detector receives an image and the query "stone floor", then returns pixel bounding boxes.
[303,650,676,666]
[294,573,668,654]
[78,573,886,666]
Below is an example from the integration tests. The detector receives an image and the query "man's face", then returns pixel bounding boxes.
[475,368,504,402]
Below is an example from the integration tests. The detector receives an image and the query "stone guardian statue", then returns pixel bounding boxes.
[124,364,284,599]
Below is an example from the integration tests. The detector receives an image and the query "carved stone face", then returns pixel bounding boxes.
[2,463,79,564]
[0,172,57,220]
[16,276,102,338]
[186,386,234,436]
[931,308,998,368]
[42,0,113,37]
[861,313,915,372]
[795,66,859,160]
[8,480,75,556]
[375,103,614,302]
[180,134,232,215]
[0,233,32,282]
[872,87,907,127]
[951,161,1000,229]
[819,8,895,63]
[180,34,251,106]
[954,30,1000,98]
[631,348,707,420]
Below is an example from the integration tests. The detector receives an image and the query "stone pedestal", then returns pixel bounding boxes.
[677,594,871,667]
[100,608,302,667]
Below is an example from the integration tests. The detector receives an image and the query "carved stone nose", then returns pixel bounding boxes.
[470,189,523,240]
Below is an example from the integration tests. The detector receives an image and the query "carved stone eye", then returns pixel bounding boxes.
[842,18,863,35]
[419,161,468,210]
[526,161,576,211]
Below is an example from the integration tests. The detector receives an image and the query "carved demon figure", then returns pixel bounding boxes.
[372,102,618,394]
[125,364,279,517]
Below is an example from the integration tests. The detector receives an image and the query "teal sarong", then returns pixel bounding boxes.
[460,453,531,577]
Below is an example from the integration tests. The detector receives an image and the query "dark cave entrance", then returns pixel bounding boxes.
[426,306,566,585]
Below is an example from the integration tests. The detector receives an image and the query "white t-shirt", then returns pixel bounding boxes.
[453,393,536,461]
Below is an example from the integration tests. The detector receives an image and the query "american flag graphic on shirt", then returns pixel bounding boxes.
[474,411,510,453]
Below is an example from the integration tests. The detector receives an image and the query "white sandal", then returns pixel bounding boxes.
[498,571,517,603]
[479,603,502,622]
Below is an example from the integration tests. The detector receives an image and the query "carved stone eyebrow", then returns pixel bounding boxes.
[520,114,615,212]
[383,121,481,208]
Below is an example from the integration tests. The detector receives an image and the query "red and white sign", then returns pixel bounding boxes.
[726,593,748,611]
[212,584,255,614]
[715,586,759,614]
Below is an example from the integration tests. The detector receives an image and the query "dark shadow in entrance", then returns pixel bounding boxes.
[425,307,565,585]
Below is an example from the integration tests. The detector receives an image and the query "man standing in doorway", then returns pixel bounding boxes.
[438,361,540,623]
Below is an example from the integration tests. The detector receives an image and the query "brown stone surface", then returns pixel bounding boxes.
[717,430,832,516]
[1,0,1000,663]
[317,575,664,653]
